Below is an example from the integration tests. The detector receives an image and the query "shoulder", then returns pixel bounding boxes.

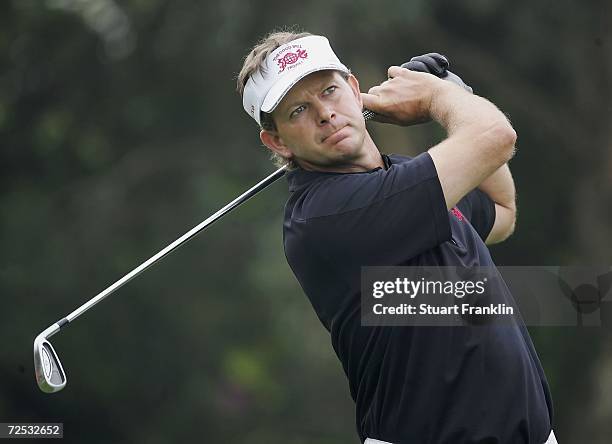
[288,170,386,221]
[286,152,440,222]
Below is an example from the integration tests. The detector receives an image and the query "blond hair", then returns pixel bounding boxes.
[237,29,313,169]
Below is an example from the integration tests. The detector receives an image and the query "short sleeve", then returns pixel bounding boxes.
[456,188,496,241]
[295,152,452,267]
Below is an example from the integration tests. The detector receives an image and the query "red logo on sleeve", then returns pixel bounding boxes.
[451,207,465,222]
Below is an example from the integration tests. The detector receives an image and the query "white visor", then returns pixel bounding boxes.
[242,35,349,126]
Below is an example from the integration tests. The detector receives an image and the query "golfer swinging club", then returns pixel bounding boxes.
[237,31,556,444]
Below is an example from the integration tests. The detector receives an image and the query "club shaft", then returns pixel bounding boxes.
[55,165,288,329]
[43,108,377,339]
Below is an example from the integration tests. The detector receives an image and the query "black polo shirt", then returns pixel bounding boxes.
[282,152,553,444]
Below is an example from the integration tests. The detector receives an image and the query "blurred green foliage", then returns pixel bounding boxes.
[1,0,611,442]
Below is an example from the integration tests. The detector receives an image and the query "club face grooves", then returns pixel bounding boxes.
[34,338,66,393]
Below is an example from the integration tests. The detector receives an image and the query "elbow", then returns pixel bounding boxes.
[493,121,517,162]
[482,121,517,165]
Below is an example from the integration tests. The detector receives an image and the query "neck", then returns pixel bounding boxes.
[297,132,384,173]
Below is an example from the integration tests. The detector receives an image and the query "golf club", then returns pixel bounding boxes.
[33,110,380,393]
[34,55,467,393]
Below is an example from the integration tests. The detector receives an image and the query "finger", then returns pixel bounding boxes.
[367,76,395,94]
[420,55,446,76]
[360,92,384,112]
[401,60,430,73]
[409,55,446,76]
[366,84,384,95]
[424,53,449,69]
[387,65,406,79]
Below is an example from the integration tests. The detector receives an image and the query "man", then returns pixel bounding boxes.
[237,31,556,444]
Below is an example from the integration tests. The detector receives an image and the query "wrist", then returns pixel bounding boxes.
[428,80,465,125]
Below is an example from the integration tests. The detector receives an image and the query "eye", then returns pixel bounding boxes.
[323,85,337,95]
[290,105,306,119]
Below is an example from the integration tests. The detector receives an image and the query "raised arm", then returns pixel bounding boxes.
[361,66,516,215]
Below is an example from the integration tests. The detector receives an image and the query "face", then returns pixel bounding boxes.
[260,70,368,171]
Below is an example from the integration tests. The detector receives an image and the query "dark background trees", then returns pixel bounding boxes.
[1,0,610,442]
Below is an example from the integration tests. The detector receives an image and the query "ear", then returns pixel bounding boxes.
[346,74,363,108]
[260,129,294,160]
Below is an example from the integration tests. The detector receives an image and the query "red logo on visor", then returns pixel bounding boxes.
[277,49,308,72]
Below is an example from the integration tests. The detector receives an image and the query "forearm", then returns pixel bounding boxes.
[428,80,517,207]
[360,69,516,210]
[430,83,518,242]
[427,82,516,209]
[478,163,516,209]
[429,82,514,140]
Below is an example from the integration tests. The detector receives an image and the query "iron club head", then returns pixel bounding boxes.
[34,325,67,393]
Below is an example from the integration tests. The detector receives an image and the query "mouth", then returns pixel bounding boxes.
[322,125,350,144]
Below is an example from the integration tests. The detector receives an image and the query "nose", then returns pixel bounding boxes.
[314,101,335,125]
